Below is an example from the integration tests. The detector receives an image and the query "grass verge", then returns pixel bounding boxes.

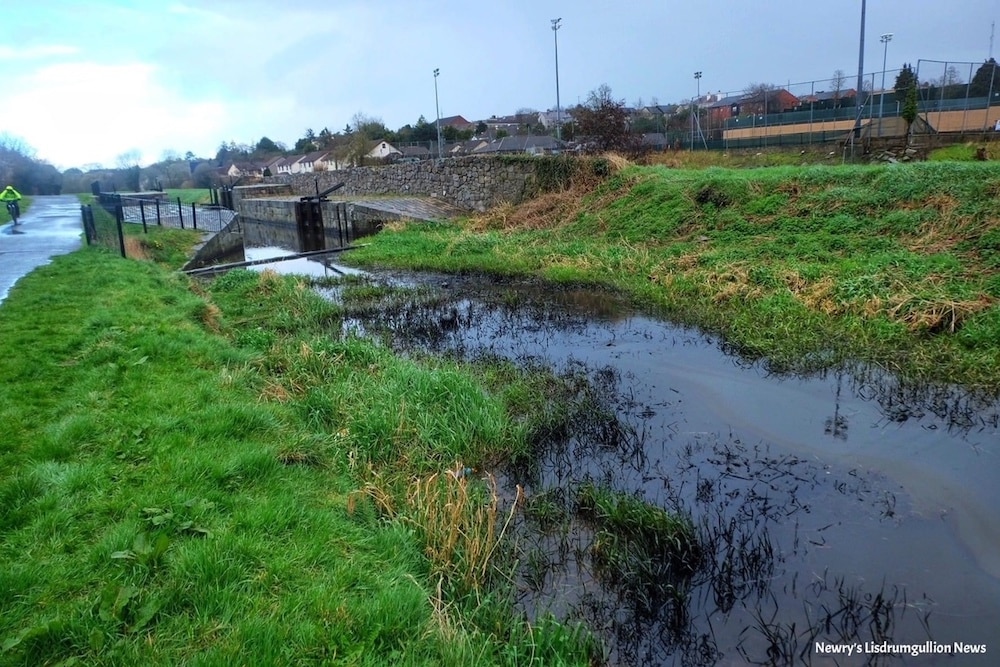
[0,244,597,665]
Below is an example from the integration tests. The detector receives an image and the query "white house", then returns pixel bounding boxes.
[366,140,401,160]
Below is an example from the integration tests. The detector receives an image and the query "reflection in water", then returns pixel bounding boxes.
[329,272,1000,665]
[243,246,365,279]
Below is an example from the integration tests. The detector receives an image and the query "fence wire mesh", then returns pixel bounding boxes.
[680,60,1000,150]
[81,192,239,259]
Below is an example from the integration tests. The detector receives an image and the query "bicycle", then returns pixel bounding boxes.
[6,200,19,224]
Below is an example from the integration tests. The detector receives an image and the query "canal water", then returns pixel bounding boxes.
[246,247,1000,666]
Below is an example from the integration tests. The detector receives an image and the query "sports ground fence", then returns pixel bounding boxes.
[673,59,1000,150]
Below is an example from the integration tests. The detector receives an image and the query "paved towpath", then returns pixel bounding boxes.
[0,195,83,304]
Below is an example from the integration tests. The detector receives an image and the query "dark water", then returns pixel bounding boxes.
[252,247,1000,665]
[334,272,1000,667]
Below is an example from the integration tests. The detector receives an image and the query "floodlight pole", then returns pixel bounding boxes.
[692,71,702,151]
[854,0,866,142]
[433,68,442,159]
[552,18,562,141]
[879,33,893,138]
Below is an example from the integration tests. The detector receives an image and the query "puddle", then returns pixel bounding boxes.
[329,272,1000,666]
[236,244,1000,664]
[243,246,365,278]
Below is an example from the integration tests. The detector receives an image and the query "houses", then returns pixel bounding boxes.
[483,114,523,136]
[366,140,401,160]
[707,90,801,125]
[472,135,562,155]
[272,150,338,175]
[796,89,859,110]
[437,115,475,132]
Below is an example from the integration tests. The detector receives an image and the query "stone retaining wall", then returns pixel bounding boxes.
[267,156,540,212]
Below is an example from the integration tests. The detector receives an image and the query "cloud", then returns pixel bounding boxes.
[0,44,80,60]
[0,61,228,168]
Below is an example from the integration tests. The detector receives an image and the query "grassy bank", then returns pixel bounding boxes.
[0,239,597,665]
[346,160,1000,392]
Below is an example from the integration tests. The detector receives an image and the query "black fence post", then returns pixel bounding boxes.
[337,203,344,247]
[81,205,92,245]
[114,197,127,258]
[177,197,184,229]
[155,198,161,225]
[191,203,197,230]
[139,199,147,233]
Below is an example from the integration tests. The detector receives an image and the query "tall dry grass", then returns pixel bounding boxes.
[468,153,634,233]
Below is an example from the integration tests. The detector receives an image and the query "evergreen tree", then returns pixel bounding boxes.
[969,58,1000,98]
[902,82,919,139]
[894,63,917,93]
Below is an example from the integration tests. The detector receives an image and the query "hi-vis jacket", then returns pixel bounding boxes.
[0,186,22,202]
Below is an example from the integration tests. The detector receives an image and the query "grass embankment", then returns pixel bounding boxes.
[346,159,1000,392]
[0,236,597,665]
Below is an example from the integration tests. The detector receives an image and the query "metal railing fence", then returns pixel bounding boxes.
[82,193,239,259]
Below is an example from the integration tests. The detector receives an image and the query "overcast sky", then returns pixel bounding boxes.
[2,0,999,170]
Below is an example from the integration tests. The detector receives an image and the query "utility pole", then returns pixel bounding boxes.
[854,0,866,141]
[879,33,893,138]
[551,18,562,141]
[433,68,442,159]
[692,71,702,151]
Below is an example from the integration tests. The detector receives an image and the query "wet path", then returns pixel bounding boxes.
[0,195,82,304]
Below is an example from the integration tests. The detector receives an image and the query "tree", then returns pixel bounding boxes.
[215,141,250,165]
[407,116,437,143]
[350,113,391,141]
[573,84,642,155]
[969,58,1000,98]
[256,136,280,153]
[191,162,220,188]
[937,65,963,87]
[294,137,318,153]
[476,121,487,135]
[902,80,919,139]
[115,150,142,192]
[317,128,334,149]
[742,83,782,114]
[894,64,917,94]
[831,69,847,107]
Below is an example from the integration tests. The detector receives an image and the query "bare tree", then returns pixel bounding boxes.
[574,84,643,155]
[742,82,780,114]
[831,69,847,107]
[937,66,963,87]
[115,149,142,170]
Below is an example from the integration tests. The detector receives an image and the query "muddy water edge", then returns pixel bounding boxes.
[253,250,1000,665]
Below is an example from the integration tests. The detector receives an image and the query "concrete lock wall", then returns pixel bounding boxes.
[268,156,539,212]
[231,183,294,211]
[237,198,384,251]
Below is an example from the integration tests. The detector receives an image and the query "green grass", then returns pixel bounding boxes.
[0,250,597,665]
[164,188,211,205]
[78,194,206,265]
[0,196,30,224]
[926,141,1000,162]
[348,160,1000,391]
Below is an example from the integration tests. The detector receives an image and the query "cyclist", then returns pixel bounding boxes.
[0,185,22,223]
